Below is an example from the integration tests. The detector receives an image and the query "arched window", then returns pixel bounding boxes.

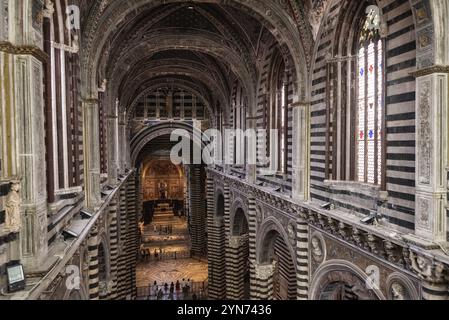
[278,73,288,174]
[268,51,288,174]
[356,7,384,185]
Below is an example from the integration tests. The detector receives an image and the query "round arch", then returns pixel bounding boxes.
[229,198,249,236]
[309,260,386,300]
[130,121,208,165]
[125,79,215,124]
[255,217,296,269]
[214,187,226,221]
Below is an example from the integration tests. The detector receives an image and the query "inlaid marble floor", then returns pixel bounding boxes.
[136,258,208,287]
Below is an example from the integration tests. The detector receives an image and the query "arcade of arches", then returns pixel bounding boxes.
[0,0,449,300]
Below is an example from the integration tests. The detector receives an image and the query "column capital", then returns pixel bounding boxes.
[254,261,277,280]
[228,235,248,248]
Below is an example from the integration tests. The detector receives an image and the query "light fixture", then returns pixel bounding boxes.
[80,209,93,220]
[62,229,78,241]
[321,202,334,210]
[361,211,378,225]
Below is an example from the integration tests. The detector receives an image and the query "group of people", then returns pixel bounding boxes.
[139,245,191,262]
[150,279,199,300]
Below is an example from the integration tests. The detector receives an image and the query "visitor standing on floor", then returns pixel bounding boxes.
[175,280,180,293]
[153,281,158,297]
[181,278,187,296]
[158,289,164,300]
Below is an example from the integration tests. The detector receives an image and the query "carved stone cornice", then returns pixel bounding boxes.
[411,65,449,78]
[304,207,449,285]
[0,42,48,63]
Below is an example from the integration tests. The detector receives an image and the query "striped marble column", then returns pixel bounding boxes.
[189,165,207,255]
[206,176,227,300]
[87,224,100,300]
[116,186,128,299]
[248,196,259,300]
[222,184,231,253]
[251,262,276,300]
[125,174,138,299]
[137,170,144,222]
[296,216,309,300]
[225,235,249,299]
[273,238,296,300]
[108,196,119,299]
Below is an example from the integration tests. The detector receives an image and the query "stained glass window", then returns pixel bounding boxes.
[356,8,383,185]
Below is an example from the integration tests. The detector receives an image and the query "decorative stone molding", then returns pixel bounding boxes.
[412,65,449,77]
[0,42,48,63]
[409,251,448,284]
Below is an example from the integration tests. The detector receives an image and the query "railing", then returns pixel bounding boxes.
[139,249,192,262]
[136,279,208,300]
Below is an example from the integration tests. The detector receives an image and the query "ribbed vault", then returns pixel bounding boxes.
[79,1,313,123]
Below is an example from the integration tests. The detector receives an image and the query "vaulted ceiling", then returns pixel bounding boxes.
[79,1,314,120]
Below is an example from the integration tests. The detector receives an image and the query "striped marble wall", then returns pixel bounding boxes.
[310,0,419,233]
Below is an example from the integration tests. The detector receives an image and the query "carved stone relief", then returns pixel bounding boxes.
[386,273,420,300]
[5,181,21,233]
[308,0,330,40]
[287,221,296,246]
[418,80,432,185]
[417,197,430,230]
[310,227,421,298]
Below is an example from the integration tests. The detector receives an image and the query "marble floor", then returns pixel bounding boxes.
[136,202,208,299]
[136,258,208,287]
